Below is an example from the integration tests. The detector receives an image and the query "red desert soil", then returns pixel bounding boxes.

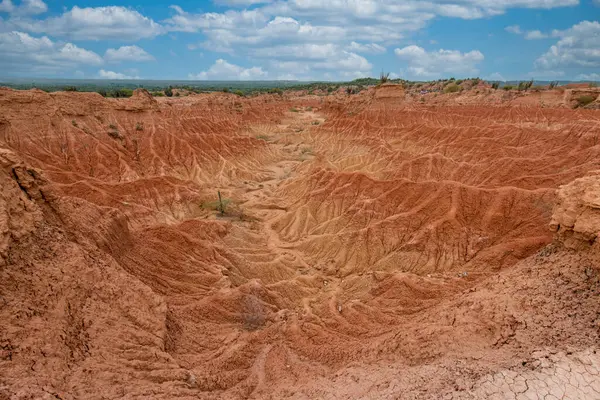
[1,86,599,399]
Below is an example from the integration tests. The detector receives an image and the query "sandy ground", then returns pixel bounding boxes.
[0,86,599,399]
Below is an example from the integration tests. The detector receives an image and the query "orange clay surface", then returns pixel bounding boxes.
[1,86,599,399]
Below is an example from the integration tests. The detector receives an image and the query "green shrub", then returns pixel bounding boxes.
[444,83,460,93]
[380,71,390,84]
[201,191,231,216]
[577,95,596,107]
[108,130,123,140]
[108,88,133,98]
[503,85,514,91]
[491,82,500,90]
[164,87,173,97]
[518,80,533,91]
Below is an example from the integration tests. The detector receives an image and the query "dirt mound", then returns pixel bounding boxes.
[1,89,599,399]
[372,83,405,101]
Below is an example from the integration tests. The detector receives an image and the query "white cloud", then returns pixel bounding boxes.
[163,1,578,81]
[346,41,386,54]
[535,21,600,69]
[189,59,268,80]
[524,30,547,39]
[166,6,268,34]
[506,25,557,40]
[18,0,46,15]
[250,44,372,79]
[168,1,577,50]
[0,0,47,15]
[505,25,522,34]
[0,0,14,13]
[104,45,154,62]
[394,45,484,79]
[0,31,103,74]
[214,0,273,5]
[12,6,164,40]
[577,73,600,81]
[98,69,139,79]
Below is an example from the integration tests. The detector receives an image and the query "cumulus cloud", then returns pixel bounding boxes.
[0,0,47,15]
[169,1,577,49]
[104,45,154,62]
[346,41,386,54]
[0,31,102,74]
[506,24,560,40]
[165,6,269,34]
[0,1,587,80]
[189,59,268,80]
[251,43,372,78]
[535,21,600,70]
[524,30,548,39]
[213,0,273,5]
[164,1,576,81]
[0,0,13,13]
[394,45,484,78]
[11,6,164,40]
[505,25,522,34]
[577,72,600,81]
[98,69,140,79]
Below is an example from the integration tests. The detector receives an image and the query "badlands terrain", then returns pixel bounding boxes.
[1,83,600,399]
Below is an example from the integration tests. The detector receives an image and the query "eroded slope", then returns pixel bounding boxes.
[0,87,599,399]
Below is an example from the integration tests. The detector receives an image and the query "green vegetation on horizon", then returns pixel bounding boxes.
[0,77,597,98]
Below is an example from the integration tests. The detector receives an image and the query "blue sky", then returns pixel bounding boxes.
[0,0,598,81]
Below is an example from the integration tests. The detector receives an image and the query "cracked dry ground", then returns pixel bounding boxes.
[1,88,600,399]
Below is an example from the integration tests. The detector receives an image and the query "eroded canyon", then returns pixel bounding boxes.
[1,85,599,399]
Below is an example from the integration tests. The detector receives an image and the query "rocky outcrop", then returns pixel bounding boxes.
[551,170,600,251]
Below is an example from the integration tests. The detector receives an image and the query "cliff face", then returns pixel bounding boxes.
[551,170,600,252]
